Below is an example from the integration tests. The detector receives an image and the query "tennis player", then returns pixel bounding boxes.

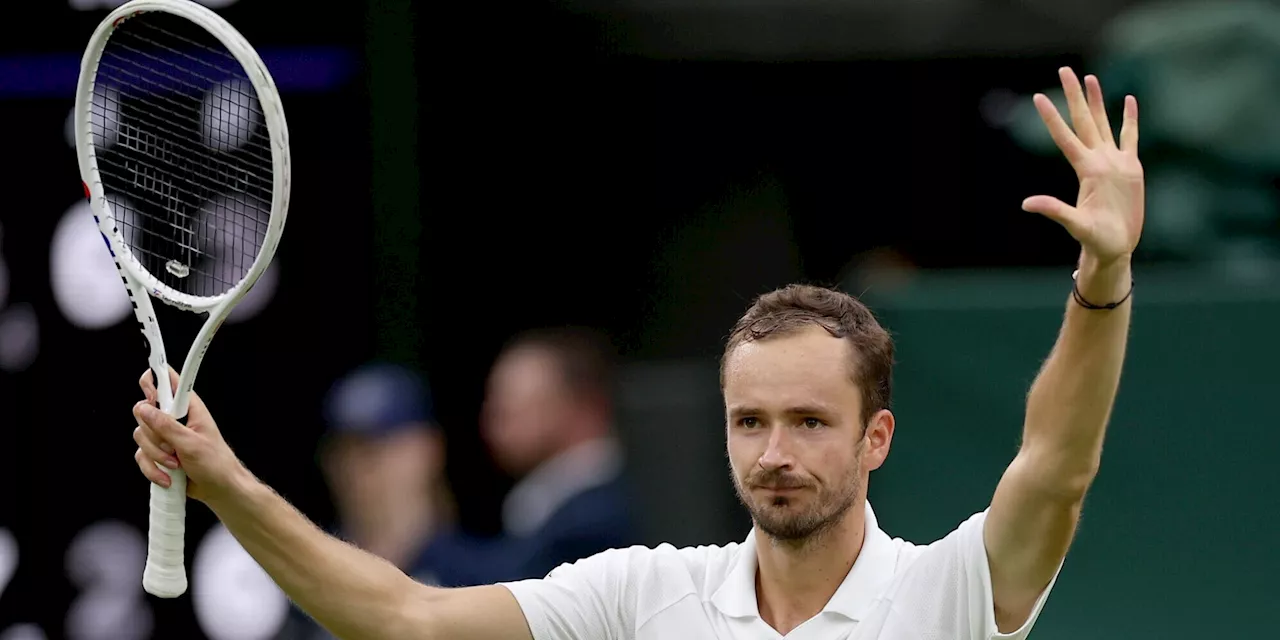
[131,66,1143,639]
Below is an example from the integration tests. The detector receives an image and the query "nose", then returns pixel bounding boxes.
[757,425,795,471]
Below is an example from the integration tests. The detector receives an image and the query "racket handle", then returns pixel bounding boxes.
[143,465,188,598]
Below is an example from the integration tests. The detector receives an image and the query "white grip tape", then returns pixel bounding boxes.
[143,464,188,597]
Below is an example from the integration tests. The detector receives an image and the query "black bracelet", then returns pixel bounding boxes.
[1071,269,1134,310]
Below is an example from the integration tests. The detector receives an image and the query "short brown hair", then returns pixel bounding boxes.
[504,325,616,402]
[721,284,894,424]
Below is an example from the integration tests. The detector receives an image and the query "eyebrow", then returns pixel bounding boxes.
[728,404,836,417]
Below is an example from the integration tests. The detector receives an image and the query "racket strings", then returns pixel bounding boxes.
[96,40,274,165]
[104,18,273,160]
[93,61,274,175]
[125,21,252,90]
[99,190,254,288]
[115,228,220,285]
[91,11,272,300]
[94,51,272,240]
[100,102,266,293]
[94,135,268,222]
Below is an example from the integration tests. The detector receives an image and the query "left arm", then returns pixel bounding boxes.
[985,254,1131,631]
[984,67,1146,633]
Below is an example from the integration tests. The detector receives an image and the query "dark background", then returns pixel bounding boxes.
[2,0,1276,638]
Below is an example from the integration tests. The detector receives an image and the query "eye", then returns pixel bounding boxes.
[802,417,824,429]
[739,417,761,429]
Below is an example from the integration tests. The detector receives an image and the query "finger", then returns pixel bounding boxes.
[135,447,172,488]
[135,401,197,449]
[1084,74,1115,147]
[134,416,173,454]
[1022,195,1084,235]
[185,386,208,421]
[1059,67,1100,148]
[134,424,180,469]
[1032,94,1086,164]
[139,369,157,405]
[1119,95,1139,152]
[163,365,210,419]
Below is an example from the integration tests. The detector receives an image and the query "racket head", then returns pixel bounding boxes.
[74,0,291,315]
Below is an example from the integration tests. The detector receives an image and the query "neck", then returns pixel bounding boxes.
[555,419,609,454]
[754,503,866,635]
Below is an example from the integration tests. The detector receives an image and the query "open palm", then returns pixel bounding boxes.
[1022,68,1144,265]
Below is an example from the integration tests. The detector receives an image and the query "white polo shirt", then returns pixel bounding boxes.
[501,502,1059,639]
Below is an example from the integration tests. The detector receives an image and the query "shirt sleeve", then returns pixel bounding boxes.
[499,547,640,640]
[892,510,1062,640]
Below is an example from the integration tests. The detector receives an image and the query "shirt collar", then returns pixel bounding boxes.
[500,436,623,536]
[709,500,897,621]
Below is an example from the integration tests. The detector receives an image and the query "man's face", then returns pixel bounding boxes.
[324,427,439,533]
[481,347,568,476]
[723,325,883,543]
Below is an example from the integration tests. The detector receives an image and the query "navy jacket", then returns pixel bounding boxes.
[277,473,637,639]
[413,473,637,587]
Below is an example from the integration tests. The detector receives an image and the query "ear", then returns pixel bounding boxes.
[861,409,895,472]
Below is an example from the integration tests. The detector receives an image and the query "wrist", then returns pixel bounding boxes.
[207,462,262,514]
[1074,252,1132,305]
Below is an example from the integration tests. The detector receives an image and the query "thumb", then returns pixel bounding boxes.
[137,402,200,451]
[184,387,212,426]
[164,366,212,428]
[1022,195,1083,235]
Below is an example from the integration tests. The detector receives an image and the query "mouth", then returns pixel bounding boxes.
[755,485,805,493]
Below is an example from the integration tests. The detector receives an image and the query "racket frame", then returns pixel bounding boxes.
[73,0,290,599]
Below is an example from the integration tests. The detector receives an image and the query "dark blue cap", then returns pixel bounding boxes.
[322,362,435,437]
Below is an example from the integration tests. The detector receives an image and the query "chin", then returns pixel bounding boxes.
[756,500,808,521]
[755,517,822,542]
[493,451,531,475]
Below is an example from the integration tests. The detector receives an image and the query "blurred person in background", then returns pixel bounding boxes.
[419,326,638,586]
[284,328,636,637]
[316,362,452,579]
[279,362,451,639]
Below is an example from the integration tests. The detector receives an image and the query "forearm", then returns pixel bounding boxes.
[210,470,430,640]
[1021,252,1132,491]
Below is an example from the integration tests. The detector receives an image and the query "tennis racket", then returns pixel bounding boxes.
[73,0,290,598]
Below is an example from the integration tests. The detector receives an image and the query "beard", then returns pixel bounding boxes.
[731,460,861,544]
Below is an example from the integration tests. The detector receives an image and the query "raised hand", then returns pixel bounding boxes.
[132,367,245,506]
[1022,67,1144,267]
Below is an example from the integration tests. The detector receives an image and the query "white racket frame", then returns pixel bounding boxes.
[73,0,290,599]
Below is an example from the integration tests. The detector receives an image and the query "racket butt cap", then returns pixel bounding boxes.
[142,566,188,598]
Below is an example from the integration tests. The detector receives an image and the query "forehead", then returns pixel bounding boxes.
[489,347,560,393]
[723,325,859,408]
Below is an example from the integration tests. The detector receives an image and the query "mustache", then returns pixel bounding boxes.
[746,470,812,489]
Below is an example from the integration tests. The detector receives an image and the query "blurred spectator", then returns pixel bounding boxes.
[282,328,637,638]
[279,361,450,639]
[316,362,452,577]
[417,326,639,586]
